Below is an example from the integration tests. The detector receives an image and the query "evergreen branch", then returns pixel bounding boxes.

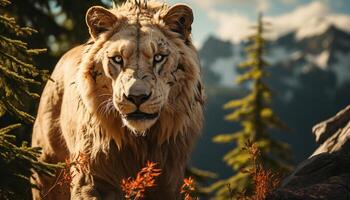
[0,35,27,49]
[0,15,35,36]
[27,48,47,55]
[2,100,35,123]
[213,132,242,143]
[23,90,40,99]
[0,123,21,135]
[0,104,5,117]
[0,126,58,176]
[0,50,38,72]
[0,0,11,7]
[0,64,40,85]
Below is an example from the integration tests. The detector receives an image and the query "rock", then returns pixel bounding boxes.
[312,105,350,150]
[269,105,350,200]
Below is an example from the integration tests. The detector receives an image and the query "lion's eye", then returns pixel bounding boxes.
[111,55,123,65]
[154,54,165,63]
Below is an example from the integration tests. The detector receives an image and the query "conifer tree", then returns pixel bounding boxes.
[209,14,293,199]
[0,0,59,199]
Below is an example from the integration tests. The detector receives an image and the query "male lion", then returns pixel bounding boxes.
[31,1,204,199]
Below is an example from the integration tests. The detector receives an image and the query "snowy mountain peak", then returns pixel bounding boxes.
[295,15,350,41]
[296,17,331,40]
[200,21,350,87]
[308,51,330,70]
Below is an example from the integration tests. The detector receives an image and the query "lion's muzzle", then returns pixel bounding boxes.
[124,92,151,107]
[123,76,153,107]
[114,74,162,133]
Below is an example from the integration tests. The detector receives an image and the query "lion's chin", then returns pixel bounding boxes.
[121,117,158,136]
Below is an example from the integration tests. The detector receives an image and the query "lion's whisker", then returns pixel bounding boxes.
[106,101,115,116]
[98,98,118,117]
[97,98,113,116]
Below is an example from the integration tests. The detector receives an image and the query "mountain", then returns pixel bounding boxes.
[199,25,350,85]
[190,24,350,180]
[198,36,234,86]
[271,25,350,85]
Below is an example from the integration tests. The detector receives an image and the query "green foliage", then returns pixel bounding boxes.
[210,14,294,199]
[0,0,48,123]
[0,0,59,198]
[0,124,59,200]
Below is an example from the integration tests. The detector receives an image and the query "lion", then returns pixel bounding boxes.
[31,0,204,199]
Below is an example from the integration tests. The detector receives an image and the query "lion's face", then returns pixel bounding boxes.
[101,26,179,133]
[84,3,196,135]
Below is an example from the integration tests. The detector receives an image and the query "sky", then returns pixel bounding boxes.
[165,0,350,46]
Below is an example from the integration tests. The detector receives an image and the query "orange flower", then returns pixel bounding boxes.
[121,161,161,200]
[237,142,281,200]
[181,177,198,200]
[42,152,90,198]
[75,152,89,173]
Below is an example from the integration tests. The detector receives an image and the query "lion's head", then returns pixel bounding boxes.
[77,1,203,147]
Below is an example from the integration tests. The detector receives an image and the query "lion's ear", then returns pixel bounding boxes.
[86,6,118,40]
[163,4,193,40]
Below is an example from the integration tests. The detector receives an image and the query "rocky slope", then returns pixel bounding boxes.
[269,105,350,199]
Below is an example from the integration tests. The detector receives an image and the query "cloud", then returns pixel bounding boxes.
[267,2,329,38]
[328,14,350,32]
[281,0,297,4]
[208,11,254,43]
[268,2,350,40]
[189,0,237,10]
[207,1,350,43]
[258,0,270,12]
[190,0,270,12]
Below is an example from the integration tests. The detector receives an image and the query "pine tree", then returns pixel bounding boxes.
[209,14,293,199]
[0,0,59,199]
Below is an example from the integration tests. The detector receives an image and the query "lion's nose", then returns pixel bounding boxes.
[124,93,151,106]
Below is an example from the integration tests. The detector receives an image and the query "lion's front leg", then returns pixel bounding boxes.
[70,171,123,200]
[70,170,101,200]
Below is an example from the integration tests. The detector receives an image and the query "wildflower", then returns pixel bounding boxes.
[75,152,89,173]
[42,152,90,198]
[181,177,198,200]
[121,161,161,200]
[238,142,281,200]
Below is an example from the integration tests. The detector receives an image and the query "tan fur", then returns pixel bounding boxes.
[31,1,204,199]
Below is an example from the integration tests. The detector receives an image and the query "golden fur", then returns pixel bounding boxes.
[31,1,204,199]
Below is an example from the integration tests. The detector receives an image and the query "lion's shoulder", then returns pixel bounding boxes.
[59,44,85,71]
[51,44,87,85]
